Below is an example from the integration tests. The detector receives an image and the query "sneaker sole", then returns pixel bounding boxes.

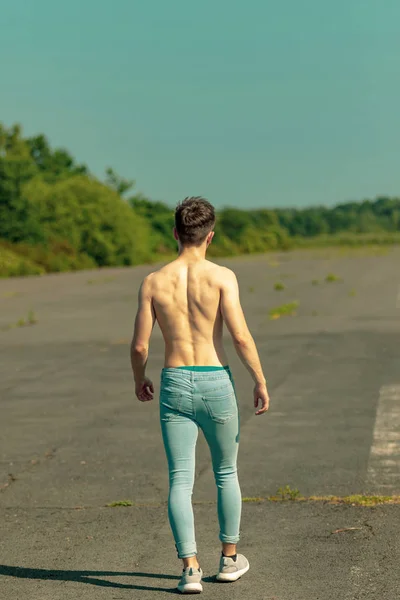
[177,583,203,594]
[216,563,250,582]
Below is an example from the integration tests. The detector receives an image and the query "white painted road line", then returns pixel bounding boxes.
[366,385,400,491]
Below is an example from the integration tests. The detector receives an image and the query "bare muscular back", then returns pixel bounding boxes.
[150,258,229,367]
[132,251,269,412]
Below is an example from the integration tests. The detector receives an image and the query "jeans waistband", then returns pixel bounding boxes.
[161,366,232,381]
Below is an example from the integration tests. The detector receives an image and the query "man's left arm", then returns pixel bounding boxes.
[131,275,156,401]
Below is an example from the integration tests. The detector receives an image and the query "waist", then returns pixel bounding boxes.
[161,365,232,381]
[163,340,228,368]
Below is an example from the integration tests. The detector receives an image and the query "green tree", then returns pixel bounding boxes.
[106,167,134,196]
[129,196,176,253]
[0,124,43,243]
[27,134,87,181]
[24,176,153,266]
[218,208,253,241]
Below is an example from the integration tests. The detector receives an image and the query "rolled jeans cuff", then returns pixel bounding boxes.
[176,542,197,559]
[219,533,240,544]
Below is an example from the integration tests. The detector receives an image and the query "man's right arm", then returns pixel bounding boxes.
[220,268,270,415]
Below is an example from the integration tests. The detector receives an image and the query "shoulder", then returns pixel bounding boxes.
[142,261,171,283]
[140,265,172,294]
[139,272,157,296]
[206,263,238,289]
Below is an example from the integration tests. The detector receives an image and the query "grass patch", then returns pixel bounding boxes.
[242,497,265,503]
[293,233,400,252]
[27,309,37,325]
[269,301,299,320]
[336,245,391,257]
[2,310,38,331]
[240,493,400,506]
[16,310,37,327]
[306,494,400,506]
[0,290,22,299]
[325,273,341,283]
[105,500,133,507]
[276,485,301,501]
[348,288,357,297]
[85,494,400,509]
[311,279,319,285]
[273,282,285,291]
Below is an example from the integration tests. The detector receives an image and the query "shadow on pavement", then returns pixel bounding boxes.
[0,564,183,593]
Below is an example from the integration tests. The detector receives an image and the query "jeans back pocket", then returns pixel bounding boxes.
[160,391,182,411]
[202,384,237,424]
[160,391,183,422]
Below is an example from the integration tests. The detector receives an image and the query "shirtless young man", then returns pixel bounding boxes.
[131,197,270,594]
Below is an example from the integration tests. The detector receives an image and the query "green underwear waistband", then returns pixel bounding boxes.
[175,365,230,372]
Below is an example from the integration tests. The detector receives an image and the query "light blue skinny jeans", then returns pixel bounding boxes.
[159,366,241,559]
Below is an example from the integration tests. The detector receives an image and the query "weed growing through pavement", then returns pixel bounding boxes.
[348,288,356,297]
[276,485,301,501]
[273,282,285,291]
[2,310,37,331]
[242,497,264,503]
[240,493,400,506]
[0,291,22,299]
[27,310,37,324]
[89,494,400,509]
[266,259,280,267]
[308,494,397,507]
[325,273,341,283]
[269,301,299,320]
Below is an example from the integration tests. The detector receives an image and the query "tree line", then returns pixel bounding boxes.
[1,123,399,277]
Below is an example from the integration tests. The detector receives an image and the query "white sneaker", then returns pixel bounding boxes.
[216,553,250,582]
[177,567,203,594]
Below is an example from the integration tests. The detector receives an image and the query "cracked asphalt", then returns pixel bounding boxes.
[1,247,400,599]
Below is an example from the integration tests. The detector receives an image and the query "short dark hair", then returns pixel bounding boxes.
[175,197,216,245]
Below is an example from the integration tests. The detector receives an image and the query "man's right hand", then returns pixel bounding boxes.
[253,382,270,415]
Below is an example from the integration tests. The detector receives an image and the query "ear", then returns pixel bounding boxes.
[173,227,179,241]
[206,231,214,247]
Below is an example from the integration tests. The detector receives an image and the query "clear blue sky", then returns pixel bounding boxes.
[1,0,399,208]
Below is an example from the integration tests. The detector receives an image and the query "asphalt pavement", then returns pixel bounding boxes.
[1,247,399,599]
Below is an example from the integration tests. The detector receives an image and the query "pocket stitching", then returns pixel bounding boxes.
[204,384,234,394]
[160,392,183,413]
[202,394,236,424]
[204,392,234,401]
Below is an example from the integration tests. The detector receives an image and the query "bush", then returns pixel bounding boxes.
[0,244,44,277]
[0,240,96,273]
[207,230,239,257]
[23,176,154,266]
